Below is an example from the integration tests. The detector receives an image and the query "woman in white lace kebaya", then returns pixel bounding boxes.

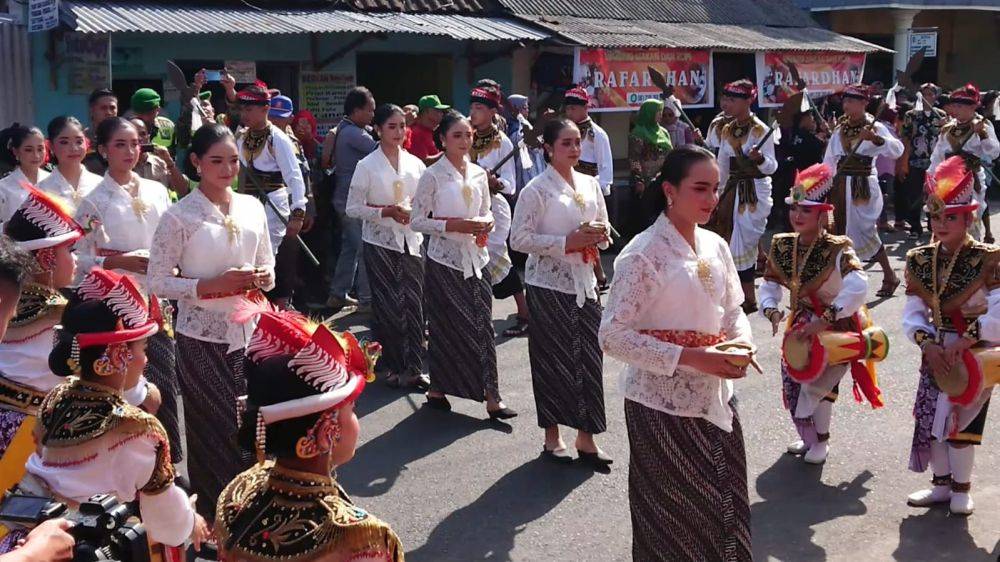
[511,118,611,468]
[148,124,274,518]
[410,111,516,419]
[0,124,49,224]
[37,116,102,213]
[74,117,179,461]
[599,146,753,561]
[346,104,428,391]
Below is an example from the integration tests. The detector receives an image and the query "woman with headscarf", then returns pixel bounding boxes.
[627,99,672,236]
[292,110,320,163]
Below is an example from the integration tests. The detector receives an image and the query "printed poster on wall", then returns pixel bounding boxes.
[299,70,356,137]
[573,47,714,112]
[64,33,111,95]
[755,51,866,108]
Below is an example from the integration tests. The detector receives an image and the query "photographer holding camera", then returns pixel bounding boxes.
[1,519,74,562]
[0,269,207,557]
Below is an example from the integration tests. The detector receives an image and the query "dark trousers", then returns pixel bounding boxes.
[899,167,928,235]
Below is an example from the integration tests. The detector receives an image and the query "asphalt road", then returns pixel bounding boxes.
[320,226,998,562]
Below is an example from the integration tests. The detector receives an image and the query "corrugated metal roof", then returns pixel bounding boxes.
[61,1,550,40]
[795,0,1000,10]
[519,15,889,52]
[347,0,498,14]
[497,0,817,26]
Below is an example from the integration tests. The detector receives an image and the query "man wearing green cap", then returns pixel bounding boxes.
[408,94,450,162]
[130,87,176,152]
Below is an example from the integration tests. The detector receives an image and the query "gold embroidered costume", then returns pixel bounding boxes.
[216,463,404,562]
[34,378,175,495]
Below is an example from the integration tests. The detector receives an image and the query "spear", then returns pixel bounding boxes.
[647,66,706,145]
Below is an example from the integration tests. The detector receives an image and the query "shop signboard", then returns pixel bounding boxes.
[65,32,111,95]
[27,0,58,32]
[755,51,866,107]
[908,29,937,59]
[225,60,258,83]
[300,70,356,137]
[573,47,714,111]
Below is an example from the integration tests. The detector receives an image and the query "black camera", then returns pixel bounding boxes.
[0,492,150,562]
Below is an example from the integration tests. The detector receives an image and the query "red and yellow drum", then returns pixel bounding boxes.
[938,346,1000,407]
[782,326,890,383]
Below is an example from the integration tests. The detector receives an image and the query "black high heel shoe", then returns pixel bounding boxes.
[487,407,518,420]
[578,449,614,467]
[426,395,452,411]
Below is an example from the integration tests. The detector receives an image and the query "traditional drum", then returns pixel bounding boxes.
[782,326,889,383]
[937,346,1000,407]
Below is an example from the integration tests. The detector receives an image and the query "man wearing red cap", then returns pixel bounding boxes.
[822,83,904,297]
[707,79,776,313]
[928,84,1000,241]
[563,87,613,197]
[469,84,517,196]
[234,81,309,307]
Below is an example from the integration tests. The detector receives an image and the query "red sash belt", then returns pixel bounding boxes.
[640,329,726,347]
[568,246,600,265]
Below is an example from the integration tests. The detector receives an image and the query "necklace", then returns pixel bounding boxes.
[789,233,819,315]
[242,126,271,163]
[121,176,149,219]
[470,126,500,163]
[211,196,239,244]
[930,238,968,330]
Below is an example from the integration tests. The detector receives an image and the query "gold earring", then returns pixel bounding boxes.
[93,352,114,377]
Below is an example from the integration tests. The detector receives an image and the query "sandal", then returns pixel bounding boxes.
[742,301,759,314]
[502,318,529,337]
[875,278,900,298]
[985,235,995,244]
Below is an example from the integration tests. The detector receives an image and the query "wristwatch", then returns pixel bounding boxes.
[290,208,306,220]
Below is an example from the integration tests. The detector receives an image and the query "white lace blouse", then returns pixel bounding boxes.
[0,167,50,224]
[410,157,493,278]
[599,214,752,431]
[510,166,608,306]
[37,167,102,213]
[75,173,171,291]
[147,189,274,350]
[345,147,424,256]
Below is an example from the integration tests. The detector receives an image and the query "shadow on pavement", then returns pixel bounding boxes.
[338,407,499,498]
[407,456,595,562]
[893,511,996,561]
[355,374,420,419]
[751,455,872,561]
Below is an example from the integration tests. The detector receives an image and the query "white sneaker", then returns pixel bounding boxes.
[907,486,951,507]
[950,492,974,515]
[804,442,829,464]
[786,440,808,455]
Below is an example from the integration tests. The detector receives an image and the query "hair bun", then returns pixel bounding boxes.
[48,326,78,377]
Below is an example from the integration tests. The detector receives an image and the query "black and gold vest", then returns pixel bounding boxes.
[216,463,404,562]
